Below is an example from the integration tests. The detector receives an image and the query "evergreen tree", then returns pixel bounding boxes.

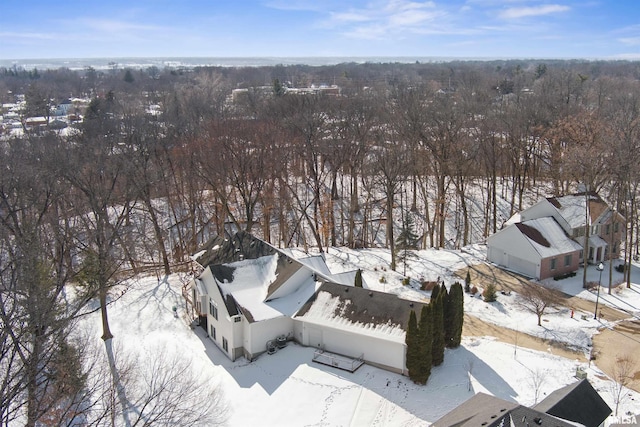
[431,282,441,302]
[396,213,419,275]
[431,291,445,366]
[442,284,453,346]
[483,282,497,302]
[416,305,433,384]
[405,310,420,382]
[354,269,363,287]
[448,282,464,348]
[465,270,471,293]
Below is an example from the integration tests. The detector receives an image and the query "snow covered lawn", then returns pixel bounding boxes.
[85,266,640,426]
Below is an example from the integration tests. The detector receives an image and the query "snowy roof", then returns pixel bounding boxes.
[515,217,582,258]
[295,282,426,343]
[214,254,319,322]
[296,254,332,276]
[548,193,607,229]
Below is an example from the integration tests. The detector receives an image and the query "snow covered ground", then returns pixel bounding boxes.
[87,245,640,426]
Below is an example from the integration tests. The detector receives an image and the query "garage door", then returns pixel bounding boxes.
[508,255,537,278]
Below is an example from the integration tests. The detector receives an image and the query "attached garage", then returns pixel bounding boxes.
[294,282,426,374]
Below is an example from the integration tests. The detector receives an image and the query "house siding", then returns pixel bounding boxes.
[539,250,580,280]
[296,319,406,374]
[243,316,293,360]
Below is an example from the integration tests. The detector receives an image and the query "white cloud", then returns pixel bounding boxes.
[73,18,164,34]
[498,4,570,19]
[0,31,59,40]
[619,37,640,46]
[321,0,449,39]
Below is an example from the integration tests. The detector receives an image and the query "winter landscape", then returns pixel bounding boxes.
[5,2,640,425]
[85,241,640,426]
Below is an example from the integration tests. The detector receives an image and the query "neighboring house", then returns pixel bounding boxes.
[183,231,424,374]
[433,378,611,427]
[487,192,624,280]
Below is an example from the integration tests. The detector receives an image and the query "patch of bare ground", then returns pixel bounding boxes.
[462,314,586,362]
[455,263,640,392]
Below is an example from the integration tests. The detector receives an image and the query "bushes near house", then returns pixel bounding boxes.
[402,276,411,286]
[483,283,497,302]
[464,270,471,293]
[470,285,478,295]
[553,271,577,281]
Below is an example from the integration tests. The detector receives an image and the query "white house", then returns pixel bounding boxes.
[183,232,425,374]
[487,192,624,280]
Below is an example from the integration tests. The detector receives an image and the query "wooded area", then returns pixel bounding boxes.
[2,59,640,424]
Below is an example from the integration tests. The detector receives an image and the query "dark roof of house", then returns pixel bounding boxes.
[534,379,612,427]
[431,393,518,427]
[515,222,551,248]
[196,231,276,267]
[296,281,427,330]
[432,393,582,427]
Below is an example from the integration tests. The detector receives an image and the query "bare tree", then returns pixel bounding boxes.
[82,343,228,427]
[517,284,562,326]
[609,354,637,417]
[527,367,549,405]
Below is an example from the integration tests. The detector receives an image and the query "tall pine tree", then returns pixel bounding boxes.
[442,284,453,345]
[416,305,433,384]
[405,310,420,382]
[447,282,464,348]
[431,282,441,301]
[431,291,446,366]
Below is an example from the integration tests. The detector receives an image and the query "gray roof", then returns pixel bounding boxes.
[296,281,427,331]
[196,231,276,267]
[433,393,580,427]
[431,393,518,426]
[534,379,611,427]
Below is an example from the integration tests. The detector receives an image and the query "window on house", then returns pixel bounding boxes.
[614,222,619,233]
[209,301,218,320]
[234,316,241,323]
[222,337,228,352]
[550,258,557,270]
[579,250,584,259]
[210,325,216,341]
[564,254,572,267]
[606,224,610,235]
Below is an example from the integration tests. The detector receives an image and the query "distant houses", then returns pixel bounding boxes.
[487,192,624,280]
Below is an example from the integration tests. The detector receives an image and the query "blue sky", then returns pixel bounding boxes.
[1,0,639,59]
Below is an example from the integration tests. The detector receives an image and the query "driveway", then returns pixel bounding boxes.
[455,263,640,392]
